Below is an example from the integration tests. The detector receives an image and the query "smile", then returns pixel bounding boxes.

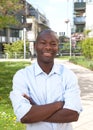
[43,52,52,57]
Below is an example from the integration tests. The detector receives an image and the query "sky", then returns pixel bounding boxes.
[26,0,73,35]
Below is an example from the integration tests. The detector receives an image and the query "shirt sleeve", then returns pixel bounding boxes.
[63,69,83,113]
[10,69,32,121]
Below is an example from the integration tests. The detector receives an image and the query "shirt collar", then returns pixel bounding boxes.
[34,61,62,76]
[51,64,62,75]
[34,61,43,76]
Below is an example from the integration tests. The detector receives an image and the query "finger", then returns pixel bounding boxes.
[23,94,29,100]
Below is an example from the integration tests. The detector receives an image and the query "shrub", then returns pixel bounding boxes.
[3,40,29,58]
[89,63,93,70]
[82,38,93,59]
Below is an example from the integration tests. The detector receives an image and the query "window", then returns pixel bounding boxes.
[26,24,32,31]
[0,28,6,36]
[10,29,19,37]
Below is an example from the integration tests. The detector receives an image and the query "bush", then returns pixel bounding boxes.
[3,40,29,58]
[82,38,93,59]
[69,56,93,70]
[89,63,93,71]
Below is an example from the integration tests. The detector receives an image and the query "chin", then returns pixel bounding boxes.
[43,58,54,63]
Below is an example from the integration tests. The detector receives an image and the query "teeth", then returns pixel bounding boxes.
[44,53,51,56]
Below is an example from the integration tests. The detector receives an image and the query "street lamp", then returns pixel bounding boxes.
[65,19,72,57]
[23,28,26,59]
[65,19,69,36]
[23,0,27,59]
[69,22,72,57]
[65,0,72,57]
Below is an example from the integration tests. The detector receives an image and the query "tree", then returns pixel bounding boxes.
[60,42,70,54]
[0,0,24,28]
[83,29,91,37]
[82,38,93,59]
[59,35,69,43]
[3,40,29,58]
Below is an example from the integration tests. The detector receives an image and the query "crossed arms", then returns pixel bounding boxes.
[21,94,79,124]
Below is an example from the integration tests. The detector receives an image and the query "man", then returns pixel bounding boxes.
[10,29,82,130]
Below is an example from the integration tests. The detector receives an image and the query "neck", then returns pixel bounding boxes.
[37,60,54,74]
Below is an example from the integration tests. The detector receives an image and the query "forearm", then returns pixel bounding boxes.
[21,101,63,123]
[44,108,79,123]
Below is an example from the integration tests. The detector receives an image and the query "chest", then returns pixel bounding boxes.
[26,73,65,104]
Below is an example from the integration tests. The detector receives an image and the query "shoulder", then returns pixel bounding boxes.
[13,63,34,79]
[55,63,77,80]
[56,63,75,74]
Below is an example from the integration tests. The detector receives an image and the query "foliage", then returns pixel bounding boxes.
[0,61,31,129]
[59,40,82,56]
[59,42,70,53]
[72,41,82,54]
[0,0,24,28]
[3,40,30,58]
[82,38,93,59]
[69,56,93,70]
[58,56,70,60]
[83,29,91,37]
[59,35,69,43]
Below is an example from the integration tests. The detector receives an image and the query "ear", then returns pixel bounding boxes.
[34,42,37,51]
[34,42,37,56]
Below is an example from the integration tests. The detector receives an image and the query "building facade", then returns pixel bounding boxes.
[73,0,93,37]
[0,0,50,56]
[25,4,50,55]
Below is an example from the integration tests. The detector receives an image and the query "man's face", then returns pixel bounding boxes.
[35,32,59,63]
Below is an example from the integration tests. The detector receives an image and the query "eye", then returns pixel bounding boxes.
[51,42,58,46]
[41,42,45,44]
[40,41,46,45]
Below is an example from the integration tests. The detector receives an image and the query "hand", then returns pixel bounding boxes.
[54,101,65,110]
[23,94,36,105]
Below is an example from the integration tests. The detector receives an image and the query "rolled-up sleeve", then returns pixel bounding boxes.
[10,69,32,121]
[63,70,83,113]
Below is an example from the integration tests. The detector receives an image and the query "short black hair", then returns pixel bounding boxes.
[36,29,59,43]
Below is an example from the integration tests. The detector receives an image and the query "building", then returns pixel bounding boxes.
[86,1,93,37]
[25,3,50,55]
[73,0,93,37]
[0,0,50,56]
[73,0,86,33]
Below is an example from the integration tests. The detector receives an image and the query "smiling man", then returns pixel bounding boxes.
[10,29,82,130]
[35,29,59,73]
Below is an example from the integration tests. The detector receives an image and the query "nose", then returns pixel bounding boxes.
[45,43,51,50]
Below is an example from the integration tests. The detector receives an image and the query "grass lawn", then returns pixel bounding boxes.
[57,56,70,60]
[69,56,93,71]
[0,61,31,130]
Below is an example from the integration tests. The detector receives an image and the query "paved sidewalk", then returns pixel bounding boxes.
[56,59,93,130]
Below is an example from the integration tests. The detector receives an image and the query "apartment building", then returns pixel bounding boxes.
[25,4,50,55]
[0,1,49,55]
[73,0,93,37]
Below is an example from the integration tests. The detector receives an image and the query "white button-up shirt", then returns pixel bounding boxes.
[10,61,82,130]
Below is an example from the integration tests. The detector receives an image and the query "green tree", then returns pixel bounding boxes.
[3,40,29,58]
[82,38,93,59]
[60,42,70,53]
[59,35,69,43]
[72,41,82,54]
[0,0,24,28]
[83,29,91,37]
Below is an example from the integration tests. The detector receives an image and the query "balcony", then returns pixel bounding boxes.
[38,12,49,27]
[0,36,21,43]
[74,16,85,25]
[74,2,86,11]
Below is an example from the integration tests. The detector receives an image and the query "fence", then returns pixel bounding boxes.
[57,52,82,57]
[0,52,82,59]
[0,52,32,59]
